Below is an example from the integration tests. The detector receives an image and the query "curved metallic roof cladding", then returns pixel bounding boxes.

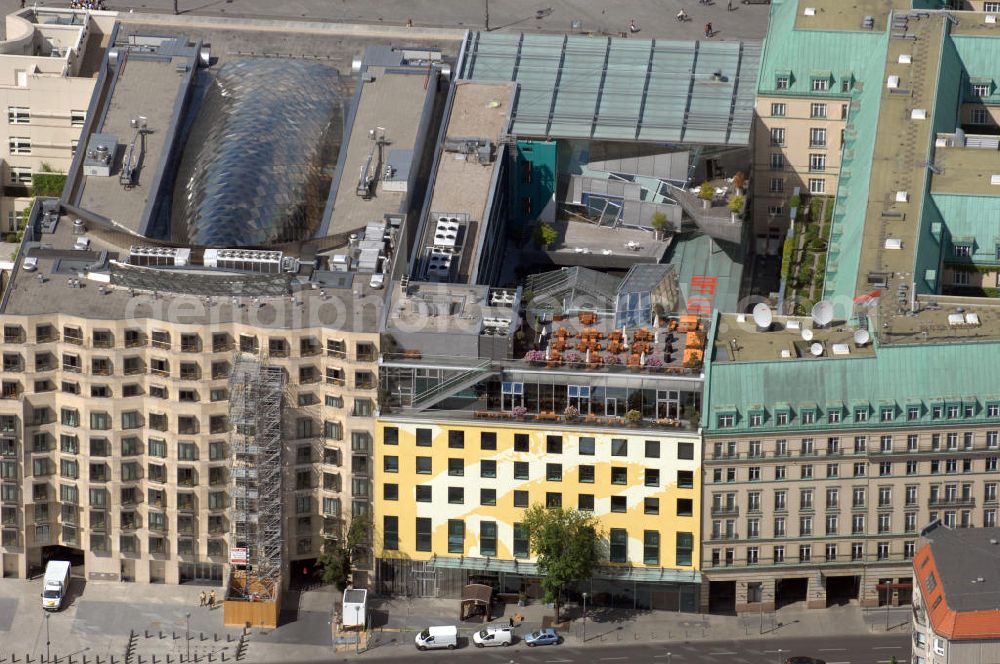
[172,59,342,246]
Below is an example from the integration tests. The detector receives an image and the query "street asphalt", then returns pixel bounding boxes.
[349,633,910,663]
[78,0,771,41]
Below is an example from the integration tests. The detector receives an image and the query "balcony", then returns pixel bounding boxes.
[928,496,976,507]
[711,505,740,517]
[3,329,25,344]
[709,531,739,542]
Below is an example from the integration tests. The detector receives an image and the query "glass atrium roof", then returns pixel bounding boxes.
[172,59,343,247]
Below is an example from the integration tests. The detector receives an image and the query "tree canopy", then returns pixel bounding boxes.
[317,515,371,591]
[522,504,603,621]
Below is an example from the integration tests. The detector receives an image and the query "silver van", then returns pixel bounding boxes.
[473,625,513,647]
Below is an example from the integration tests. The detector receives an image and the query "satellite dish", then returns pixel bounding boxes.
[854,329,871,346]
[801,328,814,341]
[810,342,824,356]
[752,303,773,331]
[811,300,834,327]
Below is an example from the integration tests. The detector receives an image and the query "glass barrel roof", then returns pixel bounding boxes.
[171,59,343,247]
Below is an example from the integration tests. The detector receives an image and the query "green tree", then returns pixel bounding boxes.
[650,210,669,233]
[533,223,558,248]
[727,194,745,213]
[522,505,603,622]
[317,515,371,591]
[697,181,714,201]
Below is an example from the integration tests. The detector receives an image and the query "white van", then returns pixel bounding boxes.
[41,560,71,611]
[414,625,458,651]
[473,625,513,647]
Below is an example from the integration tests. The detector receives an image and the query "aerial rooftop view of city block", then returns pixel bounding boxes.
[0,1,998,663]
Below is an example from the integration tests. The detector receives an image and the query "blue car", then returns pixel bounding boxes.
[524,628,563,647]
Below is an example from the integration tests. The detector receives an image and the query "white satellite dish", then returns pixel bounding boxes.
[752,303,773,331]
[801,328,814,341]
[811,300,834,327]
[854,329,871,346]
[810,342,824,356]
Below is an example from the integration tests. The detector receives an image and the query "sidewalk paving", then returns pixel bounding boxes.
[0,577,914,662]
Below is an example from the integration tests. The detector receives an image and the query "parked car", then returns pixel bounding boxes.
[785,657,826,664]
[473,625,513,647]
[414,625,458,651]
[524,628,562,647]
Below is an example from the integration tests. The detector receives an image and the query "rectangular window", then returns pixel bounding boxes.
[578,436,595,455]
[447,519,464,553]
[809,127,827,147]
[808,178,826,194]
[811,78,829,91]
[416,518,432,552]
[415,485,431,502]
[578,493,594,511]
[415,457,432,474]
[9,137,30,154]
[514,433,529,452]
[676,532,693,566]
[513,490,528,508]
[8,107,29,124]
[609,528,628,563]
[513,523,529,558]
[448,430,464,449]
[480,431,496,450]
[643,531,660,565]
[770,127,785,147]
[809,154,826,172]
[480,460,496,478]
[514,461,529,480]
[770,152,784,169]
[546,435,563,454]
[775,76,789,90]
[480,488,496,506]
[810,103,827,118]
[771,102,786,115]
[480,521,497,557]
[382,516,398,550]
[973,83,991,97]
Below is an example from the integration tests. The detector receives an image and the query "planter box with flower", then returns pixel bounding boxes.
[604,354,620,366]
[625,409,643,425]
[524,350,545,366]
[563,405,580,421]
[645,355,664,371]
[511,405,528,420]
[564,352,583,368]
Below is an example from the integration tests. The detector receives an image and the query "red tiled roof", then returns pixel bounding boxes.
[915,542,1000,640]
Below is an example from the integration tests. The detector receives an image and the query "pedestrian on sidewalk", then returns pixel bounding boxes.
[728,0,734,10]
[628,19,639,33]
[705,22,713,37]
[199,591,206,607]
[209,589,217,609]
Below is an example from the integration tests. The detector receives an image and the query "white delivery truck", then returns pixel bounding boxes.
[41,560,71,611]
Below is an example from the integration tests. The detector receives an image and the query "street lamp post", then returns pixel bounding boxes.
[666,652,672,664]
[355,606,361,654]
[45,612,50,662]
[581,592,588,643]
[185,612,191,659]
[776,648,786,664]
[483,0,490,31]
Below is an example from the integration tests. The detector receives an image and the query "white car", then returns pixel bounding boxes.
[473,625,512,648]
[21,256,37,271]
[369,273,385,289]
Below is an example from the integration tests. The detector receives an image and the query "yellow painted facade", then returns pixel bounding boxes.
[374,418,702,572]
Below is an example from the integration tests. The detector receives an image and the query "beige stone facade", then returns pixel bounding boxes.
[701,423,1000,613]
[0,8,113,233]
[0,313,377,585]
[752,94,850,243]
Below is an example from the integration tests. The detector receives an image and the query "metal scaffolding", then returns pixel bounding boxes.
[228,353,285,601]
